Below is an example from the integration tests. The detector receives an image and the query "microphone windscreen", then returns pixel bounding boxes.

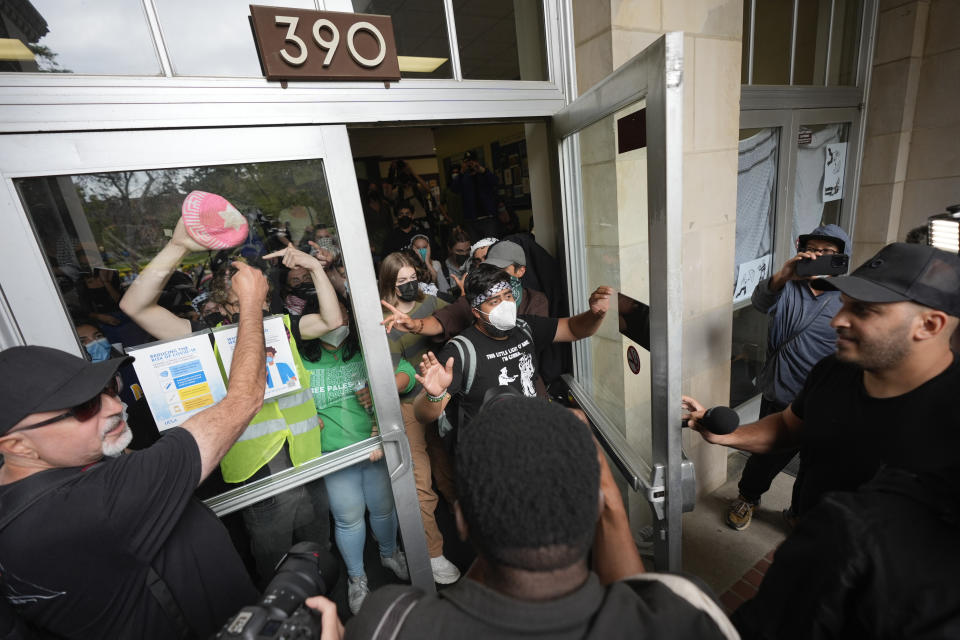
[702,406,740,435]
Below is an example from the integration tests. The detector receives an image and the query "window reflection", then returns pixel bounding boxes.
[454,0,547,81]
[0,0,161,74]
[157,0,316,76]
[352,0,452,79]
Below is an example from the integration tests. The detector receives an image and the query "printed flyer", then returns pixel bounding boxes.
[213,315,301,401]
[128,331,226,430]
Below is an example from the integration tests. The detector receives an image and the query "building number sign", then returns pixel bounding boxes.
[250,5,400,81]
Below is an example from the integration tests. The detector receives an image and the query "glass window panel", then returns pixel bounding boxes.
[0,0,161,75]
[352,0,453,79]
[741,3,751,84]
[751,0,793,85]
[731,127,779,406]
[453,0,547,81]
[829,0,861,86]
[792,0,828,85]
[157,0,316,76]
[791,122,849,241]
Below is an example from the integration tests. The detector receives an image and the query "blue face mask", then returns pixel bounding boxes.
[85,337,112,363]
[417,248,428,262]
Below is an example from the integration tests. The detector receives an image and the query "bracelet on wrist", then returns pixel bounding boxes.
[426,390,447,403]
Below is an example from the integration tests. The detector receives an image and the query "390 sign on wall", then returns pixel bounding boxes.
[250,5,400,81]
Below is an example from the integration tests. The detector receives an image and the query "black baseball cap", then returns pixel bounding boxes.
[0,345,132,435]
[811,243,960,316]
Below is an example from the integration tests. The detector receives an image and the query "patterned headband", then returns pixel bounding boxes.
[472,280,510,308]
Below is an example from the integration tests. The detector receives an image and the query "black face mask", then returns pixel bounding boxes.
[289,283,316,300]
[396,281,419,302]
[398,216,412,229]
[452,253,468,267]
[203,312,226,328]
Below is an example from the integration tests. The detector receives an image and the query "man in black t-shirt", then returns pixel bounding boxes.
[412,263,612,428]
[684,243,960,518]
[0,262,269,639]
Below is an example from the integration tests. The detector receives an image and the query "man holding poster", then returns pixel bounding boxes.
[120,198,343,582]
[0,262,268,639]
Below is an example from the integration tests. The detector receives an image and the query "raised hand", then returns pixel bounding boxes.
[263,243,322,272]
[380,300,419,333]
[415,351,454,397]
[170,218,207,253]
[451,272,466,297]
[229,261,269,311]
[588,286,614,317]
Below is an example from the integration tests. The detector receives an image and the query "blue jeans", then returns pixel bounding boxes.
[324,459,399,578]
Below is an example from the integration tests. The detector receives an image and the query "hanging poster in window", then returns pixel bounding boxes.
[733,254,772,304]
[213,315,301,401]
[491,139,531,210]
[822,142,846,203]
[128,331,226,430]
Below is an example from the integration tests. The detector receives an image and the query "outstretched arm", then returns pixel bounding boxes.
[380,300,444,336]
[119,219,201,340]
[181,262,268,482]
[264,242,341,339]
[553,286,613,342]
[682,395,804,454]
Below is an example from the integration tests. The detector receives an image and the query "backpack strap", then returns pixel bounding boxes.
[515,318,534,346]
[448,335,477,396]
[369,588,425,640]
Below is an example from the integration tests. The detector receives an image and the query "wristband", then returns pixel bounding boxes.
[411,319,424,335]
[426,391,447,403]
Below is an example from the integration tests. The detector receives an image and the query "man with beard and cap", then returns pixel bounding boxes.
[726,224,850,531]
[0,262,268,640]
[684,242,960,522]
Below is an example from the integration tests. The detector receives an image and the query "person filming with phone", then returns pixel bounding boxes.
[724,224,850,531]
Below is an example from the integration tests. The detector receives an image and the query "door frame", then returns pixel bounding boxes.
[0,124,435,590]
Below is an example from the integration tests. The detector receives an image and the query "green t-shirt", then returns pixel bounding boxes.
[301,346,415,453]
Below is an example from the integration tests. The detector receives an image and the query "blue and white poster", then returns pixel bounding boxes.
[213,315,301,401]
[128,331,226,430]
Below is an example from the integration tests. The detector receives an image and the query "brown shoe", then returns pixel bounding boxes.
[726,495,758,531]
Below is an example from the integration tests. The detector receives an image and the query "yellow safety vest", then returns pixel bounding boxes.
[217,315,323,483]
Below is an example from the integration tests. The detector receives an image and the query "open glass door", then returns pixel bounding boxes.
[0,125,434,591]
[553,33,686,570]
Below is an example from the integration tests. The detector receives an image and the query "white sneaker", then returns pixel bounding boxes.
[381,549,409,581]
[430,555,461,584]
[347,574,369,614]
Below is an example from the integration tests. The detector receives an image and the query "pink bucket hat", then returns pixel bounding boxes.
[181,191,248,250]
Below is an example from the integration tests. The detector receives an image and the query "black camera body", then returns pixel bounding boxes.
[215,542,339,640]
[795,253,849,277]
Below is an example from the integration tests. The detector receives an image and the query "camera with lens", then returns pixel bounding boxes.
[214,542,339,640]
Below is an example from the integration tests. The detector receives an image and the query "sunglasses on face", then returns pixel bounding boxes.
[13,376,122,433]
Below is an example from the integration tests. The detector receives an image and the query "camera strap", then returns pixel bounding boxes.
[757,293,831,395]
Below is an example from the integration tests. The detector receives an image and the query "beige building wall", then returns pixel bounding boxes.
[571,0,743,525]
[854,0,960,266]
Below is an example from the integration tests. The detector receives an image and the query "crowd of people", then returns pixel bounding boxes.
[2,162,960,639]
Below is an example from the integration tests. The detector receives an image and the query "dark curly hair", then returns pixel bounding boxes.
[464,262,510,307]
[456,397,600,571]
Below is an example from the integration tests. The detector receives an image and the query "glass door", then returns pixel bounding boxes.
[552,32,686,570]
[0,125,434,591]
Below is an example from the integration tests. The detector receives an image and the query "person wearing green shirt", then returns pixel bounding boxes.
[301,298,414,615]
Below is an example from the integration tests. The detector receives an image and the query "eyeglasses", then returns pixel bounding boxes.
[12,376,122,433]
[803,246,839,255]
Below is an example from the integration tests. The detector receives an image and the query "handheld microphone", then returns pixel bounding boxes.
[699,406,740,435]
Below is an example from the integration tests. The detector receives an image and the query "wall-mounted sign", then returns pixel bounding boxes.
[249,5,400,81]
[626,346,641,375]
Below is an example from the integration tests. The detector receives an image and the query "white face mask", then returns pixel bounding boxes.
[320,325,350,348]
[481,300,517,331]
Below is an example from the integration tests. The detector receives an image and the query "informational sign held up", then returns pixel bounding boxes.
[249,6,400,81]
[822,142,846,202]
[213,315,301,401]
[734,254,772,304]
[128,331,226,431]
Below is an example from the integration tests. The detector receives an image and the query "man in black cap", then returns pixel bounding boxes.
[0,262,268,639]
[684,242,960,519]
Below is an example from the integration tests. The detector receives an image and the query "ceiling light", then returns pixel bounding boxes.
[0,39,35,62]
[397,56,447,73]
